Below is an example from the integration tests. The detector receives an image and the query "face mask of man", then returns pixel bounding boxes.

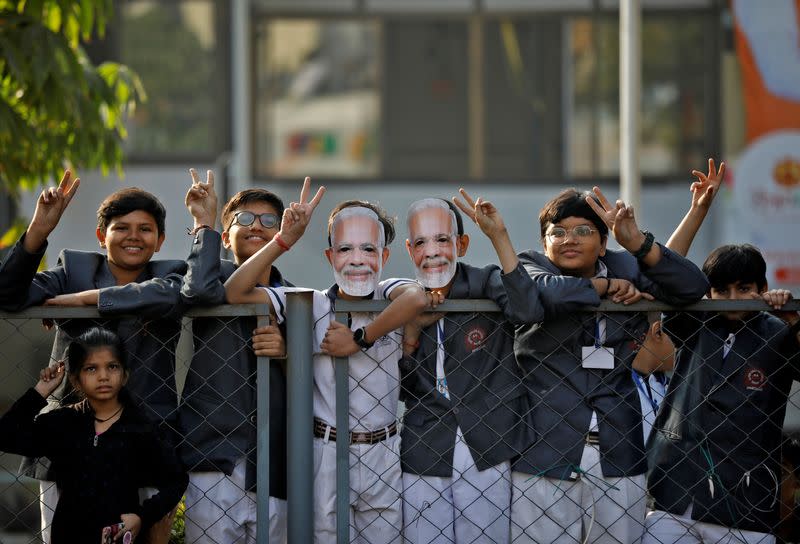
[328,207,386,297]
[406,199,458,289]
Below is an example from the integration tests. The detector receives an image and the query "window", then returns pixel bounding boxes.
[118,0,229,158]
[253,8,720,181]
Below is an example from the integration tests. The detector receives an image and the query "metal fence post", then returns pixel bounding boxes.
[285,290,315,543]
[255,305,271,544]
[334,311,350,543]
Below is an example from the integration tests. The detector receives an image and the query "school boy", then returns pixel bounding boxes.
[506,187,709,544]
[0,171,186,543]
[178,170,290,543]
[399,194,543,543]
[644,245,800,544]
[224,179,435,543]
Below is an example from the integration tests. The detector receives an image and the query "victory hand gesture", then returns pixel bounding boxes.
[278,177,326,247]
[185,168,218,228]
[25,170,80,252]
[452,188,506,240]
[690,158,725,210]
[585,187,645,253]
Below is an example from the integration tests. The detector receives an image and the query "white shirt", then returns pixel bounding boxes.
[264,278,412,432]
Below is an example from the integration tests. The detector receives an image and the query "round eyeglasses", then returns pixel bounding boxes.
[229,211,279,230]
[546,225,597,242]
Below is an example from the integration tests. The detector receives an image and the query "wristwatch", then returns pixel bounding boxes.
[631,230,655,260]
[353,327,374,350]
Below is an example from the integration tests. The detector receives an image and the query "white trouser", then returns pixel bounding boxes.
[313,433,403,544]
[511,443,647,544]
[184,457,287,544]
[402,428,511,543]
[642,508,775,544]
[39,481,58,544]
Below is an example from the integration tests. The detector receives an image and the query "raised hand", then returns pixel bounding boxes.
[24,170,81,252]
[690,158,725,210]
[34,361,65,398]
[585,187,645,253]
[279,177,326,247]
[185,168,218,228]
[452,188,507,240]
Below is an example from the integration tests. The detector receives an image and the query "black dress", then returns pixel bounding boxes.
[0,388,188,543]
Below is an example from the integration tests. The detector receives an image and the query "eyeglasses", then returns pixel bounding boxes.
[229,211,279,230]
[546,225,597,242]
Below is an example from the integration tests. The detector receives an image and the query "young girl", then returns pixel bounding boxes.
[0,327,188,543]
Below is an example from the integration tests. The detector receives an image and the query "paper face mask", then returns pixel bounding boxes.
[329,207,385,297]
[406,199,458,289]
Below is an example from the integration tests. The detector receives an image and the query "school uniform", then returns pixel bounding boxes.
[0,388,188,544]
[507,245,708,544]
[264,279,413,544]
[179,229,290,543]
[644,312,800,544]
[399,261,543,544]
[0,234,186,541]
[633,370,668,444]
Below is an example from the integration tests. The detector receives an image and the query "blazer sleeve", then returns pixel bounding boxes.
[632,244,709,305]
[518,255,602,319]
[180,229,226,306]
[98,268,187,320]
[0,236,68,310]
[0,388,54,457]
[135,427,189,529]
[492,263,545,325]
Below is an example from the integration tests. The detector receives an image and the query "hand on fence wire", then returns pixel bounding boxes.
[34,361,65,398]
[251,316,286,358]
[606,278,654,305]
[690,158,725,210]
[186,168,218,229]
[280,177,326,247]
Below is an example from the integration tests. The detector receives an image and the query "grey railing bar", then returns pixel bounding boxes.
[285,291,314,543]
[334,311,350,543]
[255,305,271,544]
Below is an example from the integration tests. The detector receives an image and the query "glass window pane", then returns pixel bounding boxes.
[120,1,222,156]
[566,14,714,177]
[254,20,380,178]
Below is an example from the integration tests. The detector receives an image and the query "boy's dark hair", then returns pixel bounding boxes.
[327,200,396,246]
[221,188,286,231]
[702,244,767,291]
[97,188,166,235]
[538,188,608,241]
[441,198,465,237]
[66,327,127,380]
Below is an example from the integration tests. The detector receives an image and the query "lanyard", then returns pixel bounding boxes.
[632,369,659,414]
[594,317,606,348]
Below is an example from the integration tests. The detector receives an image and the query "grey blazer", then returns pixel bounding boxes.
[400,262,543,476]
[508,245,709,478]
[179,229,289,498]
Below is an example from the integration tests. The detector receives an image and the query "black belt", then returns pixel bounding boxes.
[586,431,600,446]
[313,418,398,445]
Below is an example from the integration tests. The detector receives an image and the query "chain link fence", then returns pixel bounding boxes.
[0,298,799,544]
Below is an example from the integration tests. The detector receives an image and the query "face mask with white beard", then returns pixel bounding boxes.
[329,207,386,297]
[406,199,459,289]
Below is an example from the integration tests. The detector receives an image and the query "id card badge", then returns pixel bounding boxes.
[582,315,614,369]
[582,345,615,369]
